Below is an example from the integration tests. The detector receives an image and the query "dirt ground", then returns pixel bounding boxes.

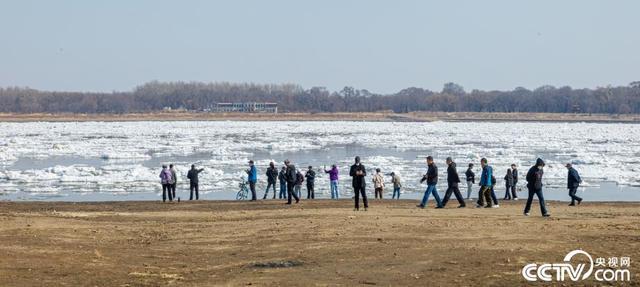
[1,111,639,123]
[0,199,638,286]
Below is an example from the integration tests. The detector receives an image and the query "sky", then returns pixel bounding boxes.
[0,0,639,94]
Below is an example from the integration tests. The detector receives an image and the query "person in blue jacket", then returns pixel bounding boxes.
[566,163,583,206]
[476,158,494,208]
[246,160,258,201]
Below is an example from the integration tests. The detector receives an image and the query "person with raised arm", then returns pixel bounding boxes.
[186,164,204,200]
[324,164,340,199]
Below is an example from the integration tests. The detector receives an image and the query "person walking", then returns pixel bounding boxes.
[490,174,499,207]
[476,158,494,208]
[278,166,287,199]
[284,159,300,204]
[169,164,178,200]
[324,164,339,199]
[159,165,173,202]
[417,156,443,209]
[442,157,465,208]
[294,170,304,199]
[349,156,368,211]
[186,164,204,200]
[390,172,402,199]
[246,160,258,201]
[511,164,519,200]
[503,168,514,200]
[465,163,475,199]
[372,168,385,199]
[524,158,550,217]
[263,162,278,199]
[566,163,583,206]
[305,166,316,199]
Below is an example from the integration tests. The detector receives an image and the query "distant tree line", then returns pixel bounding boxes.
[1,81,640,114]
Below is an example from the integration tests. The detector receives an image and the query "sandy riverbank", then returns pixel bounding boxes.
[0,200,638,286]
[0,111,639,122]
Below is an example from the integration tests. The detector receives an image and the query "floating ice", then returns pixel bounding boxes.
[0,120,638,198]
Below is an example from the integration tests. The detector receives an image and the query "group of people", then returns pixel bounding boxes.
[415,156,583,217]
[159,155,584,217]
[159,164,204,202]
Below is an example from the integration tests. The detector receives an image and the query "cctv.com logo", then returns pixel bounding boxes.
[522,250,631,282]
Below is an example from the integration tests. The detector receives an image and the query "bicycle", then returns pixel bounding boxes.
[237,180,250,200]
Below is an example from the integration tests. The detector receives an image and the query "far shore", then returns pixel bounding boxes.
[0,111,639,123]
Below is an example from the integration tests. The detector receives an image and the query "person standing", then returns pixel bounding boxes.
[324,164,339,199]
[169,164,178,200]
[186,164,204,200]
[511,164,519,200]
[417,156,443,209]
[476,158,493,208]
[284,159,300,204]
[278,166,287,199]
[294,170,304,199]
[524,158,550,217]
[246,160,258,201]
[159,165,173,202]
[390,172,402,199]
[566,163,583,206]
[442,157,465,208]
[503,168,514,200]
[372,168,385,199]
[263,162,278,199]
[305,166,316,199]
[465,163,475,199]
[349,156,368,211]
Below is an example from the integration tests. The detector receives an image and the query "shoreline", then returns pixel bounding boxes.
[1,111,639,123]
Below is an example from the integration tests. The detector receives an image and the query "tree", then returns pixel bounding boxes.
[442,82,465,96]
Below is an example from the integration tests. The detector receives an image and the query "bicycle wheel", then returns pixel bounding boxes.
[236,189,245,200]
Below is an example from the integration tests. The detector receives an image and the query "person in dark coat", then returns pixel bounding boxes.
[503,168,514,200]
[490,175,499,207]
[465,163,475,199]
[511,164,519,200]
[263,162,279,199]
[305,166,316,199]
[186,164,204,200]
[524,158,550,217]
[417,156,443,209]
[349,156,368,211]
[284,159,300,204]
[278,166,287,199]
[442,157,465,208]
[566,163,583,206]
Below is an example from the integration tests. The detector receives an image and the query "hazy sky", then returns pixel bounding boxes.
[1,0,638,94]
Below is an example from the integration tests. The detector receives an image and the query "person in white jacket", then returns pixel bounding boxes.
[372,168,385,199]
